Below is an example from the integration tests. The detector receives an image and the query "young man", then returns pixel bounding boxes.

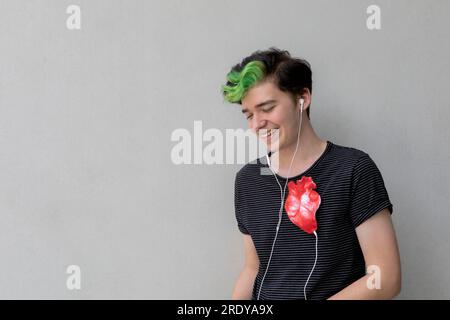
[221,47,401,300]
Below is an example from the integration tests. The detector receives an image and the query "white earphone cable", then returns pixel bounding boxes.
[257,99,304,300]
[304,230,318,300]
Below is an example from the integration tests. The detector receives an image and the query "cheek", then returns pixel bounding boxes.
[271,110,288,126]
[277,112,293,129]
[271,106,296,132]
[281,115,298,140]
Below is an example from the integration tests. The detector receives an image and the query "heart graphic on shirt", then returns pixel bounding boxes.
[284,176,321,234]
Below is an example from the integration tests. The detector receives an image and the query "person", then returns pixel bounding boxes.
[221,47,401,300]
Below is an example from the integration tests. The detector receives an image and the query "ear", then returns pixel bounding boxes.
[296,88,311,111]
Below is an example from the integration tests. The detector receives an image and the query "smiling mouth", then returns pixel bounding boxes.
[259,128,278,139]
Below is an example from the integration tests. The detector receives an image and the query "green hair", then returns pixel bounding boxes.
[221,60,266,103]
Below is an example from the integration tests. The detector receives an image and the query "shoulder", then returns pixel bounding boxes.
[331,142,387,189]
[331,141,369,159]
[330,141,373,168]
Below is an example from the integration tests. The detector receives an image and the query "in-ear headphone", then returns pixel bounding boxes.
[260,95,317,300]
[259,95,305,300]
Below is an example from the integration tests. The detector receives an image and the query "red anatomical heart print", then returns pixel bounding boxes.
[284,176,321,234]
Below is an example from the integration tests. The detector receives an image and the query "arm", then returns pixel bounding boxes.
[328,208,401,299]
[231,234,259,300]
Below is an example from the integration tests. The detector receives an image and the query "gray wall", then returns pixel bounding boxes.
[0,0,449,299]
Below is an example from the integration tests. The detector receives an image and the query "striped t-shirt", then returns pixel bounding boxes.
[234,140,393,300]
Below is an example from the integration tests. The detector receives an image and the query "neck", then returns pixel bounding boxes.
[270,117,327,177]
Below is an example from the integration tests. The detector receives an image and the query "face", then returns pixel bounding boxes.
[241,81,302,152]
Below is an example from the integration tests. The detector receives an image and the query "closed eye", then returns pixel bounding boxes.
[246,105,275,120]
[263,105,275,112]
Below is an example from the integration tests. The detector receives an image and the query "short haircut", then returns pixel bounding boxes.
[221,47,313,118]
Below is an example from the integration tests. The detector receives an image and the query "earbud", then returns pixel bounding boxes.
[259,95,306,300]
[299,98,304,113]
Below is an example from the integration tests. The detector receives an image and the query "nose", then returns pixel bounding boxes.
[250,113,266,133]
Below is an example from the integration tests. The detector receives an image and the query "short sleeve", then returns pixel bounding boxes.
[234,173,250,235]
[349,153,393,228]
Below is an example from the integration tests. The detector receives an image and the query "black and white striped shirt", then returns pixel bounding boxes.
[234,140,393,300]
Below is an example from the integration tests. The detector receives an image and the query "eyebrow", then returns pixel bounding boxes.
[241,99,277,114]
